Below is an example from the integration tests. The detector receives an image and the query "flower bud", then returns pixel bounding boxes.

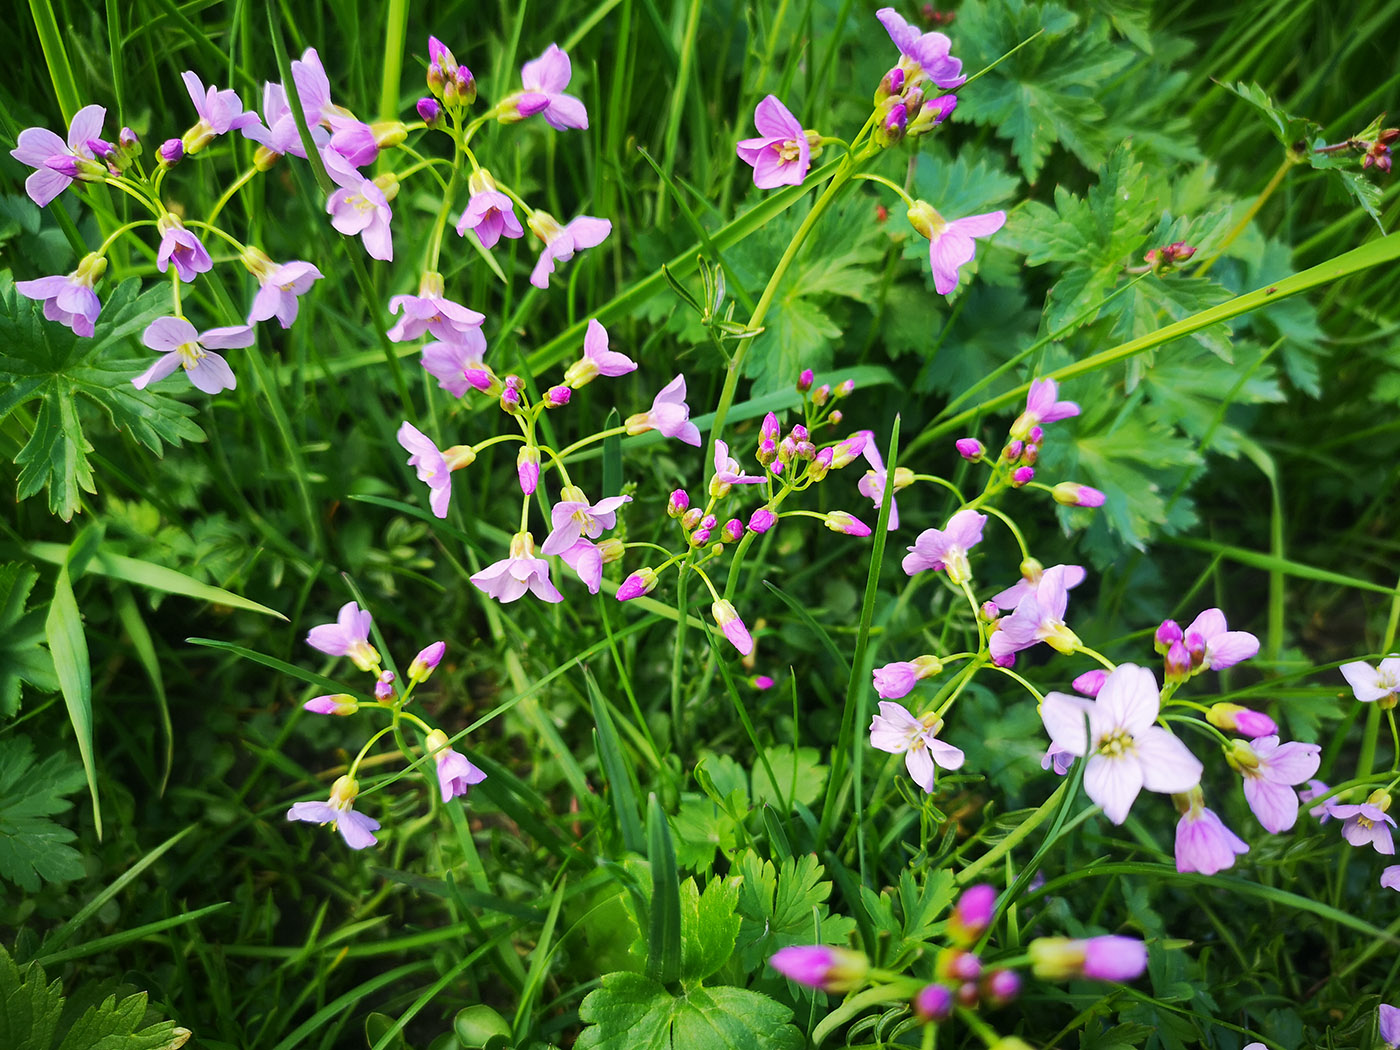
[409,641,446,682]
[1021,442,1039,465]
[769,946,868,991]
[711,599,754,655]
[1012,466,1035,486]
[690,527,711,547]
[681,507,702,530]
[797,368,814,393]
[909,92,958,135]
[516,446,540,494]
[836,378,855,397]
[1052,482,1106,508]
[830,409,844,424]
[119,126,141,153]
[760,411,780,442]
[1206,702,1278,739]
[748,507,777,533]
[1030,936,1149,981]
[304,694,359,716]
[701,514,717,530]
[157,138,184,166]
[830,432,869,468]
[875,66,906,104]
[374,671,395,700]
[1154,619,1183,653]
[913,983,952,1023]
[824,511,872,537]
[417,97,443,126]
[948,884,995,946]
[756,438,778,467]
[750,674,775,690]
[979,600,999,622]
[667,490,690,517]
[813,384,831,406]
[544,384,572,408]
[596,537,625,563]
[1072,669,1107,697]
[874,100,908,147]
[1003,439,1024,461]
[806,446,833,481]
[500,385,521,414]
[722,518,744,543]
[983,968,1020,1004]
[955,437,984,460]
[617,568,658,601]
[1165,640,1192,682]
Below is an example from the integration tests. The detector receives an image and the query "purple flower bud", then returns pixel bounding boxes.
[667,489,690,517]
[120,126,140,151]
[980,600,999,622]
[690,527,711,547]
[374,671,395,700]
[748,507,777,533]
[956,981,979,1007]
[797,368,814,392]
[825,511,872,537]
[830,431,869,468]
[517,446,540,494]
[1082,936,1148,981]
[1003,439,1023,461]
[617,568,658,601]
[878,66,906,101]
[505,374,523,389]
[751,674,774,690]
[1028,425,1044,443]
[417,97,443,126]
[722,518,744,543]
[158,138,184,165]
[769,946,869,992]
[812,383,831,406]
[304,693,358,715]
[681,508,702,530]
[87,137,116,161]
[948,884,995,946]
[1072,669,1107,697]
[913,983,952,1022]
[45,155,80,178]
[790,424,809,442]
[760,411,780,441]
[500,386,521,413]
[1206,703,1278,739]
[830,409,843,424]
[1012,466,1035,486]
[1155,619,1183,653]
[1022,443,1039,465]
[983,969,1020,1004]
[544,384,571,408]
[1165,640,1192,682]
[701,514,717,530]
[836,379,855,397]
[409,641,446,682]
[1052,482,1106,508]
[955,437,984,460]
[757,438,778,467]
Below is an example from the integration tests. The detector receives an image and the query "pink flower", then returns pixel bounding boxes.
[1182,609,1259,671]
[10,104,107,206]
[1175,794,1249,875]
[1341,656,1400,706]
[291,47,337,128]
[902,509,986,583]
[456,170,524,248]
[736,96,811,188]
[471,532,563,603]
[906,202,1005,295]
[243,81,329,158]
[156,216,213,284]
[711,439,764,495]
[868,701,965,792]
[1383,1004,1400,1048]
[527,212,611,289]
[408,641,446,682]
[857,436,905,530]
[1041,743,1074,775]
[875,7,965,88]
[1300,779,1340,822]
[1332,794,1396,854]
[991,562,1086,611]
[516,44,588,130]
[387,272,486,344]
[542,487,632,556]
[1382,867,1400,892]
[1029,936,1146,981]
[625,374,702,446]
[181,71,257,151]
[324,148,394,261]
[246,254,323,328]
[16,252,106,337]
[425,729,486,802]
[872,656,941,699]
[131,316,253,394]
[1072,669,1107,697]
[1229,735,1321,833]
[711,600,753,655]
[306,600,380,671]
[420,340,486,398]
[563,319,637,387]
[768,946,869,991]
[1040,663,1202,824]
[1011,378,1080,439]
[398,421,475,518]
[286,775,380,849]
[988,565,1083,664]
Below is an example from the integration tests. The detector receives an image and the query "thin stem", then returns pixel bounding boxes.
[1194,155,1297,278]
[206,166,258,226]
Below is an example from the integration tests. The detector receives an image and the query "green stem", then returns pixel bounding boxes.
[206,166,258,226]
[957,781,1067,883]
[1194,155,1297,278]
[1360,702,1382,782]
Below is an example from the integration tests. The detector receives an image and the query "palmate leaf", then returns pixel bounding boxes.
[735,852,857,971]
[955,0,1136,180]
[0,563,58,718]
[0,276,205,520]
[0,737,86,892]
[575,972,801,1050]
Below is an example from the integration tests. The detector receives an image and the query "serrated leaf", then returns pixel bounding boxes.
[0,564,58,717]
[0,277,205,520]
[680,877,741,983]
[1071,415,1201,552]
[956,0,1135,180]
[54,989,180,1050]
[575,972,801,1050]
[0,737,85,892]
[735,852,857,971]
[1222,81,1319,151]
[0,943,64,1050]
[750,746,826,808]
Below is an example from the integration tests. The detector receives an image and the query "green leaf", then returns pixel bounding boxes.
[956,0,1135,180]
[750,746,827,808]
[44,565,99,839]
[1222,81,1320,151]
[680,877,741,983]
[646,795,682,986]
[857,868,957,959]
[575,972,801,1050]
[0,564,58,717]
[0,941,63,1050]
[54,989,180,1050]
[671,797,739,872]
[0,277,204,520]
[0,737,86,892]
[735,852,857,971]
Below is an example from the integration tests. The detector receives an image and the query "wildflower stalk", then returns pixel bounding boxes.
[1194,154,1299,278]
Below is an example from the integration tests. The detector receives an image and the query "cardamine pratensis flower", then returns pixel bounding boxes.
[324,147,395,260]
[17,252,107,337]
[872,655,943,700]
[542,487,632,556]
[1341,655,1400,708]
[509,44,588,130]
[1382,1005,1400,1048]
[387,271,486,345]
[131,316,253,395]
[10,104,108,206]
[563,319,637,387]
[421,340,490,398]
[286,774,380,849]
[736,95,812,188]
[869,701,965,792]
[1173,787,1249,875]
[906,201,1004,295]
[180,71,257,154]
[1181,608,1260,672]
[988,564,1083,664]
[471,531,563,603]
[1010,377,1079,439]
[902,509,986,583]
[624,374,701,446]
[1040,663,1201,824]
[875,8,965,89]
[711,600,753,655]
[306,601,380,671]
[711,439,764,496]
[456,169,524,248]
[857,437,911,530]
[769,946,869,991]
[1226,735,1321,834]
[241,247,323,328]
[155,215,213,284]
[1300,779,1340,822]
[424,729,487,802]
[1332,789,1396,854]
[527,211,611,289]
[397,421,475,518]
[991,559,1086,611]
[243,81,330,162]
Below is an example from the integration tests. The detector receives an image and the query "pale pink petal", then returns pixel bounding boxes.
[1341,661,1389,702]
[1084,754,1143,825]
[1039,692,1094,756]
[143,315,199,352]
[929,230,977,295]
[927,738,965,771]
[12,126,66,164]
[200,324,256,349]
[1134,727,1202,793]
[1095,664,1159,735]
[130,351,182,390]
[336,809,381,849]
[1243,777,1299,833]
[186,352,236,394]
[904,746,937,793]
[1259,739,1320,785]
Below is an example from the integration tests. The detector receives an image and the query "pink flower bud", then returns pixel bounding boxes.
[983,969,1020,1004]
[770,946,868,991]
[1022,443,1039,465]
[830,409,843,424]
[1051,482,1106,507]
[120,126,140,152]
[158,138,184,165]
[1082,936,1148,981]
[825,511,872,537]
[1155,619,1183,653]
[304,694,358,716]
[417,97,443,126]
[544,385,572,408]
[955,438,984,460]
[757,438,778,467]
[956,981,979,1006]
[831,432,869,468]
[517,446,540,494]
[837,379,855,397]
[1003,439,1023,460]
[1206,702,1278,739]
[913,983,952,1022]
[690,527,711,547]
[1012,466,1035,486]
[409,641,446,682]
[948,884,995,946]
[374,671,395,700]
[617,568,658,601]
[722,518,744,542]
[1072,669,1107,697]
[790,424,809,442]
[1165,640,1192,682]
[813,384,831,406]
[500,386,521,413]
[797,369,814,393]
[681,508,702,530]
[667,489,690,517]
[1028,425,1044,443]
[748,507,777,533]
[980,601,999,622]
[751,674,774,690]
[711,599,753,655]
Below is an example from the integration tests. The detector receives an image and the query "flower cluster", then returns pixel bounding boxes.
[286,601,481,850]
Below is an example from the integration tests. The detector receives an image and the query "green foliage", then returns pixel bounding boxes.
[575,972,801,1050]
[0,737,86,892]
[857,867,957,964]
[735,852,857,971]
[0,564,57,717]
[0,277,204,520]
[0,945,183,1050]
